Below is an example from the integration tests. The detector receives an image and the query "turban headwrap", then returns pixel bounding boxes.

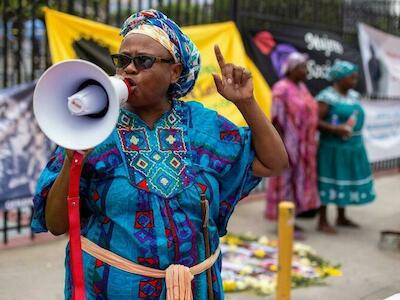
[281,51,309,75]
[120,9,201,99]
[328,60,359,82]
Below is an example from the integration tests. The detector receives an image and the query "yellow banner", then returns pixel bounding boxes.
[44,8,271,125]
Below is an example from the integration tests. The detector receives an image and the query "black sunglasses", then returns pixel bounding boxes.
[110,53,175,71]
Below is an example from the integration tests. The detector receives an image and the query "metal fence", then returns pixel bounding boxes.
[235,0,400,46]
[2,0,400,89]
[0,0,235,88]
[0,207,34,245]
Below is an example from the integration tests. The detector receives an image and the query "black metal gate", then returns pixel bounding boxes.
[2,0,400,89]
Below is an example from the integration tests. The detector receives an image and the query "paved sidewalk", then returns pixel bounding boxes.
[1,175,399,300]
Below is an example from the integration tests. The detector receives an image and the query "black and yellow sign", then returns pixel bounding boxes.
[44,8,271,124]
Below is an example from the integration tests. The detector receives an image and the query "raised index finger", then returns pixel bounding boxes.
[214,45,225,69]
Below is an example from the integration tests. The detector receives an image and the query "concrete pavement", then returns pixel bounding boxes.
[227,174,400,300]
[0,174,399,300]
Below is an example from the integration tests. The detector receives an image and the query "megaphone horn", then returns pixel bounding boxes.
[33,59,131,150]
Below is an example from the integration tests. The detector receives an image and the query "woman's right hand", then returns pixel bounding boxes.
[333,124,352,139]
[46,148,93,236]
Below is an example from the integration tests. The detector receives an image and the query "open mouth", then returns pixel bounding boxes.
[125,78,136,86]
[124,78,137,94]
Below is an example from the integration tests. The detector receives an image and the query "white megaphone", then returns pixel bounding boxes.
[33,59,131,150]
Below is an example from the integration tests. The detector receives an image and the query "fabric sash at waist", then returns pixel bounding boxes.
[81,236,221,300]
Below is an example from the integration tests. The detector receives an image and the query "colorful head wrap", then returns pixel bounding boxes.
[328,60,359,82]
[281,51,309,75]
[120,9,201,99]
[269,44,297,78]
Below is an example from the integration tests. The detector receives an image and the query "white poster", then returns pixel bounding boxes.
[358,23,400,98]
[362,100,400,162]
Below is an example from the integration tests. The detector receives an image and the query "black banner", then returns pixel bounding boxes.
[0,82,52,209]
[242,25,365,96]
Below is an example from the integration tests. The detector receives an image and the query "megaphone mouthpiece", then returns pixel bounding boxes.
[67,84,108,116]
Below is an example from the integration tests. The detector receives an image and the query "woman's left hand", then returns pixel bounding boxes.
[212,45,254,104]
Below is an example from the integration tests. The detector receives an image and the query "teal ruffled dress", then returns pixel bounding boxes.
[316,87,375,206]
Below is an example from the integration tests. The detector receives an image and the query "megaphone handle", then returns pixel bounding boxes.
[67,151,86,300]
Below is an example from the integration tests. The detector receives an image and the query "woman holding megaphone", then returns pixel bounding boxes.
[32,10,288,300]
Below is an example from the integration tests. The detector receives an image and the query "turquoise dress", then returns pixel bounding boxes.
[31,100,261,300]
[316,87,375,206]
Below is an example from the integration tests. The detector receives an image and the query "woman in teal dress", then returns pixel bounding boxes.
[316,60,375,234]
[31,10,288,300]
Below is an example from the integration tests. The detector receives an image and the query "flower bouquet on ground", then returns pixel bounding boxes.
[220,233,342,295]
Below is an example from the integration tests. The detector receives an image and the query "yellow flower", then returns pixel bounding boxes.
[254,249,266,258]
[223,280,237,291]
[225,235,242,246]
[323,267,342,277]
[269,264,278,272]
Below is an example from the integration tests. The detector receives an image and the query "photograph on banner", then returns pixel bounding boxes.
[0,82,52,210]
[362,100,400,163]
[242,24,365,96]
[44,8,271,126]
[358,23,400,98]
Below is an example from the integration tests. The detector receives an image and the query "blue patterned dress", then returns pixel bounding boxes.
[32,100,260,300]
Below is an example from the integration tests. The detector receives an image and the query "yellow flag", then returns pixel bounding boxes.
[44,8,271,125]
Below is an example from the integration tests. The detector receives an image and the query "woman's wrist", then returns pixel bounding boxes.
[234,95,257,112]
[319,121,338,135]
[330,125,339,135]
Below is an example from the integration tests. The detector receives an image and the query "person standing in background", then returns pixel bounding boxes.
[316,60,375,234]
[266,52,320,239]
[367,44,381,97]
